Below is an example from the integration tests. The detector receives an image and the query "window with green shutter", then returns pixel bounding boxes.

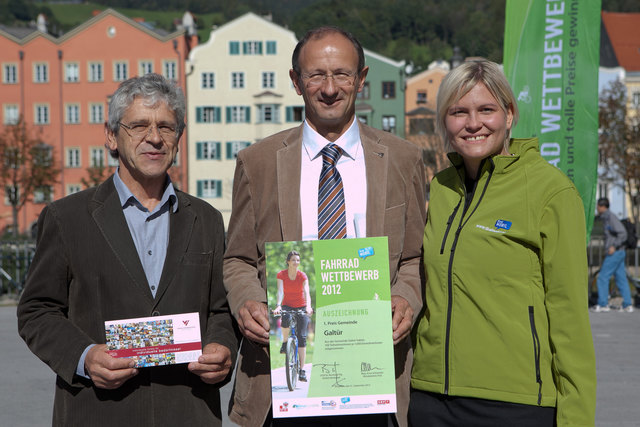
[286,106,304,122]
[243,41,263,55]
[226,141,251,159]
[227,106,251,123]
[257,104,279,123]
[229,41,240,55]
[197,180,222,198]
[196,106,220,123]
[266,41,276,55]
[196,141,221,159]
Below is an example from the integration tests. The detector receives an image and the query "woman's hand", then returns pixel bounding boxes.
[273,305,282,315]
[306,306,314,315]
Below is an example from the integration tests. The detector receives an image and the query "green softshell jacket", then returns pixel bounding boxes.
[412,138,596,427]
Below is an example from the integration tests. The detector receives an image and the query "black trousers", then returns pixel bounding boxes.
[268,413,393,427]
[281,305,310,347]
[408,389,556,427]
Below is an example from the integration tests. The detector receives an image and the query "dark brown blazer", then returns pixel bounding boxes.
[223,122,426,427]
[17,176,238,426]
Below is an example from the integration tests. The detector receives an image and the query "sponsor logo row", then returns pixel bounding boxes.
[279,398,391,412]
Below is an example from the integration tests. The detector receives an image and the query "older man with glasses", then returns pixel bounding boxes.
[17,73,238,426]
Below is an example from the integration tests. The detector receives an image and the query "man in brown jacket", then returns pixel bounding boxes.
[224,27,426,426]
[17,74,238,426]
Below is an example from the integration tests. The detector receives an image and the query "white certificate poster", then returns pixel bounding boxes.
[266,237,396,419]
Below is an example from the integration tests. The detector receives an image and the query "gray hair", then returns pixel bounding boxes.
[106,73,185,158]
[436,60,519,150]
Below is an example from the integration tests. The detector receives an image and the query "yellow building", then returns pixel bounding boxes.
[186,12,302,225]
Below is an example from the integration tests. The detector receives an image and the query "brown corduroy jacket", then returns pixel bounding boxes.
[224,122,426,427]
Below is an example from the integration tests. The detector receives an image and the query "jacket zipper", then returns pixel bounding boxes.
[440,199,462,254]
[443,160,494,395]
[528,306,543,405]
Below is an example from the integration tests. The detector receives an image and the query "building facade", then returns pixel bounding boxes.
[185,13,302,225]
[404,61,449,186]
[598,11,640,220]
[356,49,406,138]
[186,15,412,225]
[0,9,196,234]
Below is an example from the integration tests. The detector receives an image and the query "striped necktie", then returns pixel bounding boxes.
[318,143,347,240]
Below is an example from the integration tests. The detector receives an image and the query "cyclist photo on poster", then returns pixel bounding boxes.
[266,241,316,394]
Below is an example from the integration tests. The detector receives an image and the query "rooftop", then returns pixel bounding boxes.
[602,11,640,71]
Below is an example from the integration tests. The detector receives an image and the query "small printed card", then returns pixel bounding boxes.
[105,312,202,368]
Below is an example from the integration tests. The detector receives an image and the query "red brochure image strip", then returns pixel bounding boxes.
[107,341,203,358]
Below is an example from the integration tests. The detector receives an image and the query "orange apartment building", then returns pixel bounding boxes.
[404,61,449,186]
[0,9,196,234]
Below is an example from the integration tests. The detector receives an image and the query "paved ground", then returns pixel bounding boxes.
[1,301,638,426]
[590,307,640,426]
[271,363,312,398]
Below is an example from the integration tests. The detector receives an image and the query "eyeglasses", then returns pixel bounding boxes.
[300,71,357,87]
[118,121,177,141]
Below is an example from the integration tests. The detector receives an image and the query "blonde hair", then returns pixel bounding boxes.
[435,60,519,149]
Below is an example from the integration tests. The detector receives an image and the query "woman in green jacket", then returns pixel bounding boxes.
[409,60,596,426]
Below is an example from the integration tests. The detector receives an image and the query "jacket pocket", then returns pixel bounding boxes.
[528,306,543,405]
[182,251,213,265]
[384,203,406,258]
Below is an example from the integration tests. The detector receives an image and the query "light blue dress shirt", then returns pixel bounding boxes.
[113,169,177,297]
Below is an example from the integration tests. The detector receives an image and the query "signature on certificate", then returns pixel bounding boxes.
[360,361,385,378]
[361,362,382,372]
[315,362,347,387]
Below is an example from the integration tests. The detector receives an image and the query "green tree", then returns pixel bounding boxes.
[0,117,60,237]
[81,164,115,189]
[7,0,33,21]
[290,0,506,71]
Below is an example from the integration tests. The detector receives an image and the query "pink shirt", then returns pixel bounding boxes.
[300,118,367,240]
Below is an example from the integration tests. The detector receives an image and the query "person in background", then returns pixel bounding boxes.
[17,73,238,426]
[273,250,313,382]
[410,60,596,427]
[223,26,426,427]
[593,197,634,313]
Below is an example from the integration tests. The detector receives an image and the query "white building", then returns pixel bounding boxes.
[186,12,302,225]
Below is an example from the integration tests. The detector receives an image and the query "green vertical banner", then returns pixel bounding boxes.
[503,0,601,237]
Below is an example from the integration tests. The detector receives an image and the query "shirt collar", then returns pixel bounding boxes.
[302,118,361,161]
[113,169,178,214]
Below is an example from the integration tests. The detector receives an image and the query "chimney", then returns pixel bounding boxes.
[182,11,196,36]
[37,14,47,33]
